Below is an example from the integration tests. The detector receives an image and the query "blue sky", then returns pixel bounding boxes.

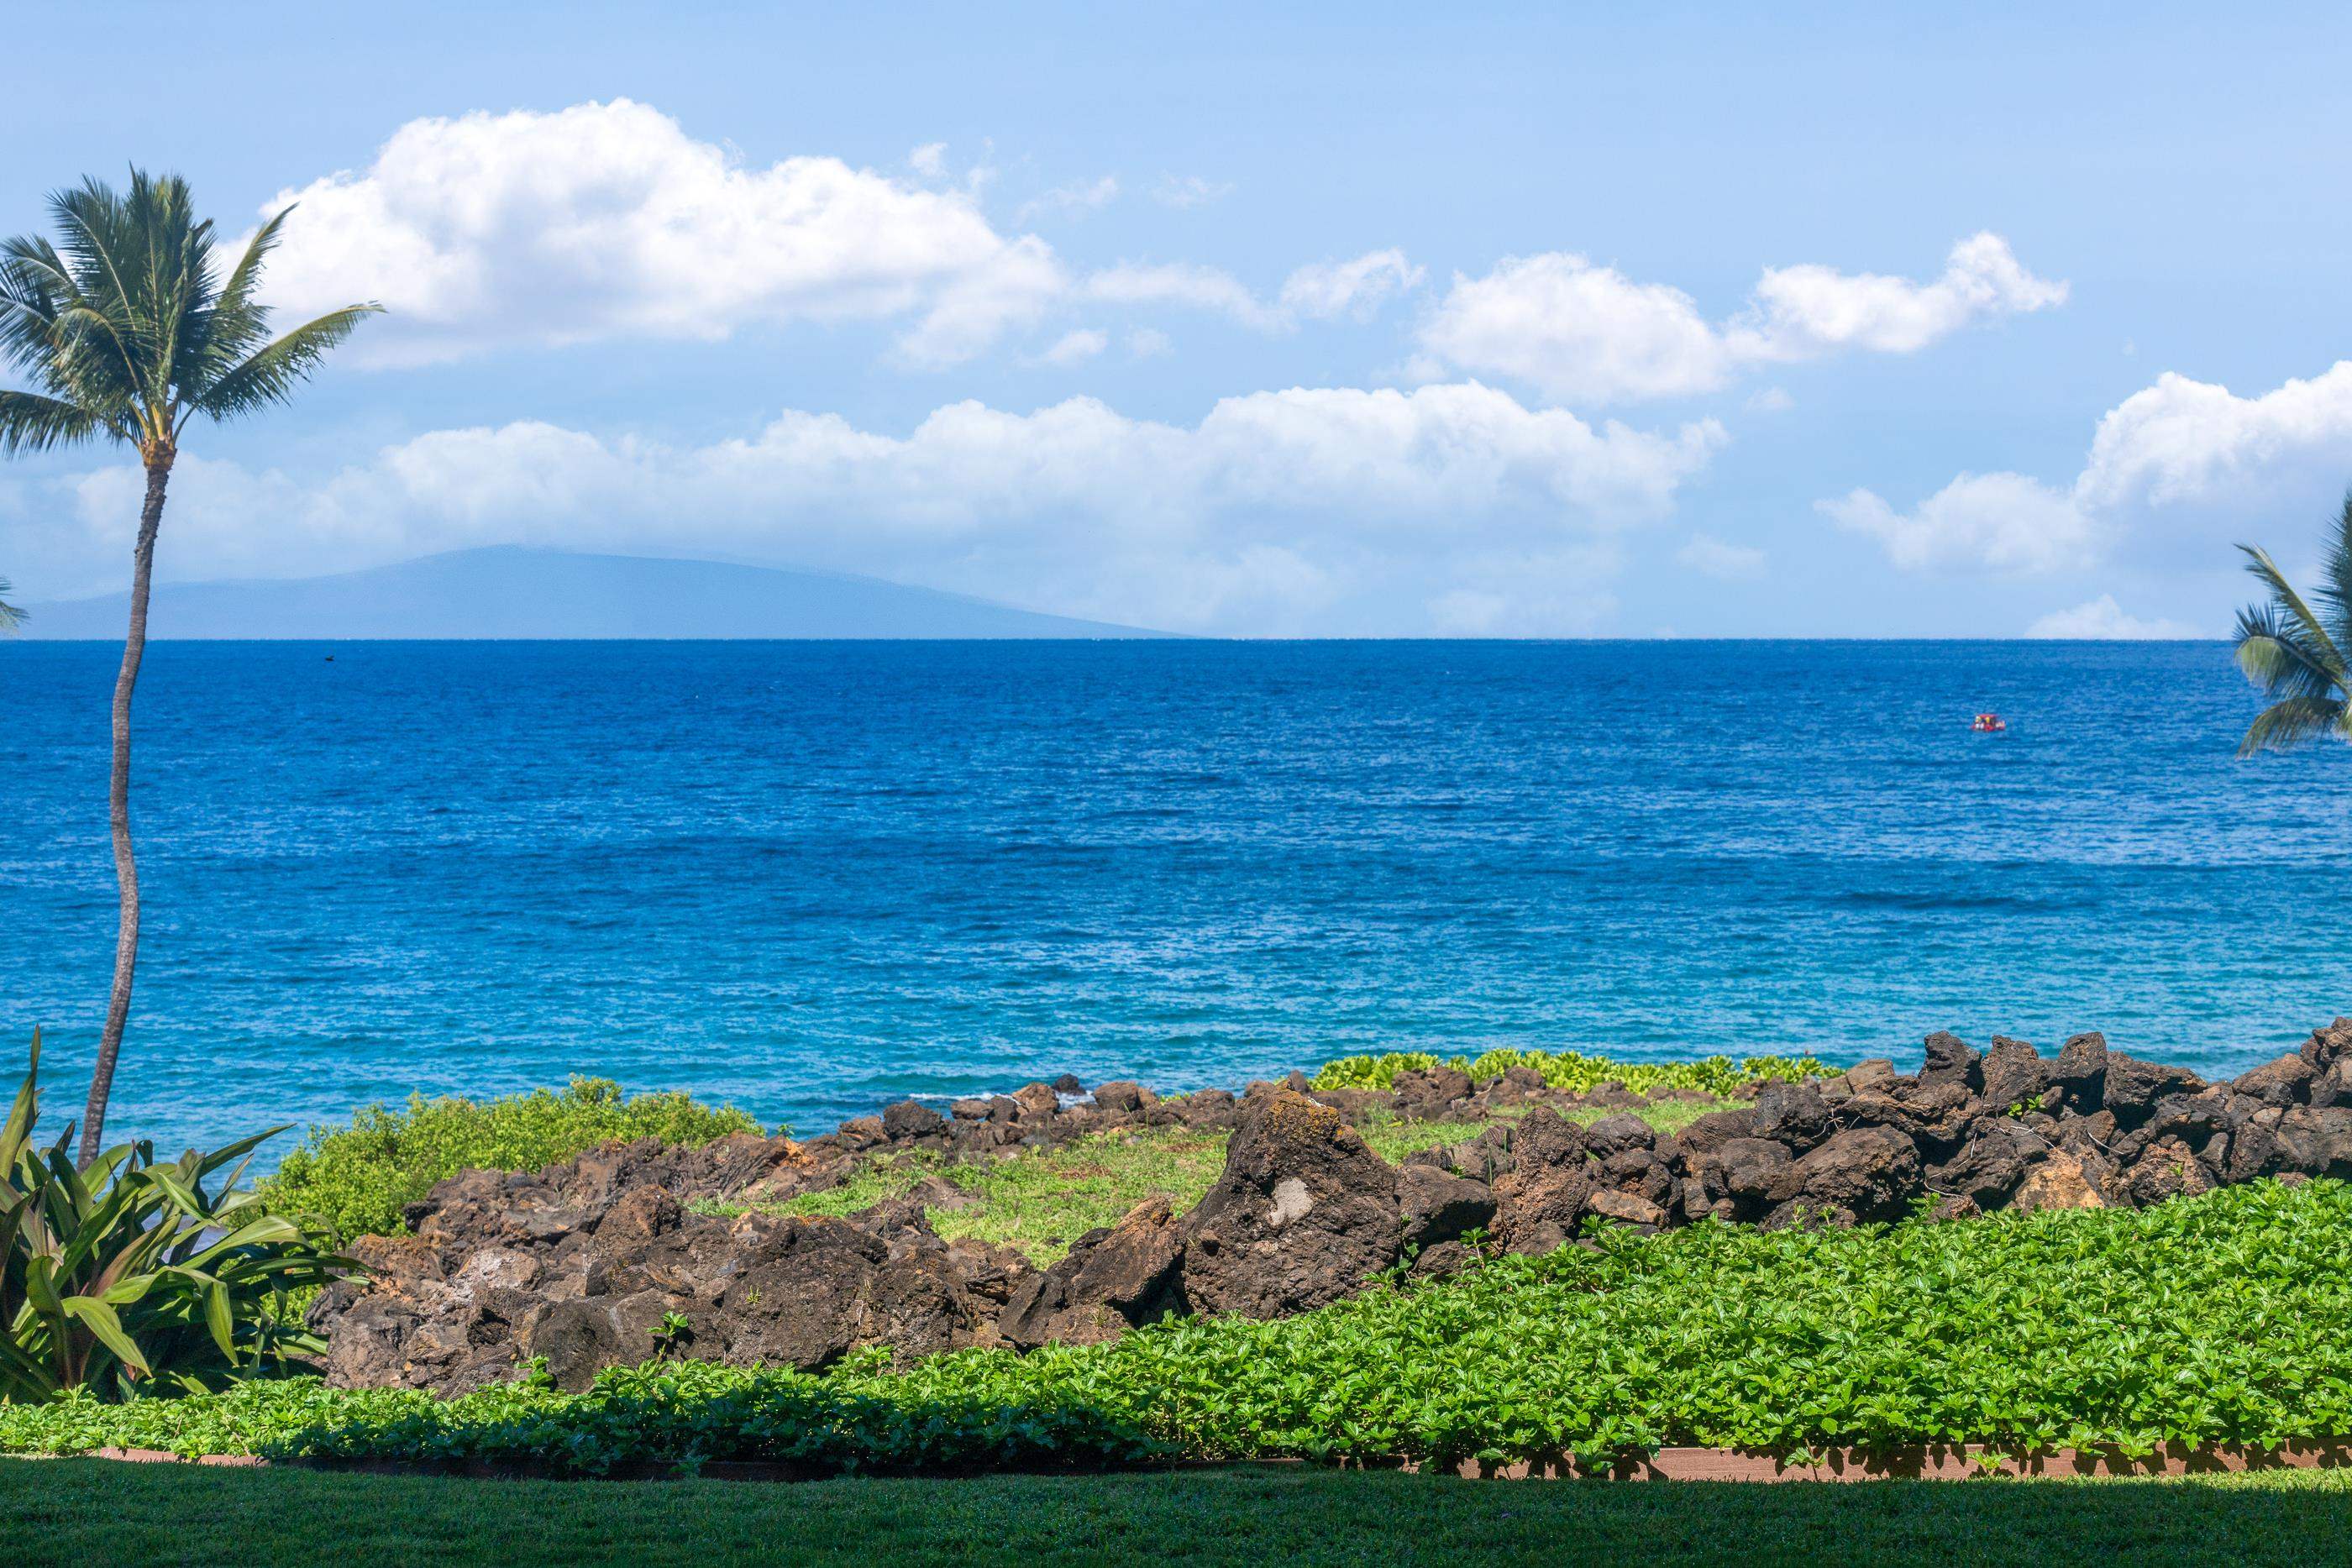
[4,2,2349,634]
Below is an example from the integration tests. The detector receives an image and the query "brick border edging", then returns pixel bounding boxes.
[46,1440,2352,1484]
[1408,1440,2352,1481]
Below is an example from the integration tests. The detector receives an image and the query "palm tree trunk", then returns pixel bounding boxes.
[79,455,171,1166]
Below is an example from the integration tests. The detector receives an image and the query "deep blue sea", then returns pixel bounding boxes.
[5,640,2349,1163]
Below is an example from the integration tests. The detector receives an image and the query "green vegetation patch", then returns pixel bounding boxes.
[708,1100,1719,1263]
[8,1460,2352,1568]
[259,1078,764,1241]
[12,1180,2352,1473]
[1310,1047,1833,1095]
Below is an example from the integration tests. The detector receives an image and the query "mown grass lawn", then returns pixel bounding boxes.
[8,1458,2351,1567]
[707,1099,1723,1262]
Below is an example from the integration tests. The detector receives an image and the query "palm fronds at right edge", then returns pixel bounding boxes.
[2232,490,2352,754]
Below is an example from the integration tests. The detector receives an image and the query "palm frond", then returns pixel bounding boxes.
[180,207,290,391]
[2234,603,2341,698]
[187,304,381,423]
[0,578,24,632]
[2238,543,2350,682]
[2238,694,2351,756]
[2,170,372,462]
[2317,490,2352,659]
[0,389,107,455]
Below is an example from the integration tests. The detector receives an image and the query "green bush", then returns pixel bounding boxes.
[1310,1046,1832,1096]
[8,1178,2351,1468]
[3,1036,348,1403]
[257,1078,764,1242]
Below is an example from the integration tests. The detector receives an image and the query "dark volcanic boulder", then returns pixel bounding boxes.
[2301,1018,2352,1073]
[1920,1030,1982,1087]
[1092,1081,1155,1115]
[1751,1079,1835,1151]
[1928,1119,2044,1209]
[2101,1054,2206,1125]
[2271,1106,2352,1177]
[2309,1058,2352,1109]
[1000,1197,1187,1348]
[1179,1090,1401,1317]
[1779,1126,1922,1224]
[2234,1054,2314,1107]
[1979,1037,2050,1112]
[1697,1136,1798,1219]
[1587,1188,1667,1231]
[2051,1032,2111,1109]
[1675,1106,1759,1157]
[2123,1136,2217,1209]
[1393,1065,1474,1110]
[525,1288,685,1391]
[1398,1164,1497,1250]
[1490,1108,1597,1254]
[706,1216,1005,1371]
[1583,1113,1657,1158]
[1847,1076,1978,1148]
[880,1100,948,1141]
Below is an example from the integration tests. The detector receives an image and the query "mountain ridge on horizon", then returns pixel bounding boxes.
[13,546,1172,640]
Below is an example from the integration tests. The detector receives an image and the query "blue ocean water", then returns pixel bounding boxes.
[4,639,2349,1163]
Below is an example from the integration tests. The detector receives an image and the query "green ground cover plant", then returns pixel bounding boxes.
[9,1179,2350,1470]
[259,1078,764,1241]
[8,1460,2352,1568]
[1310,1048,1832,1096]
[707,1099,1720,1263]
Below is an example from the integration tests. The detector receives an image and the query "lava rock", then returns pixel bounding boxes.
[881,1101,948,1141]
[1398,1165,1498,1250]
[1179,1091,1401,1318]
[1000,1196,1187,1348]
[1788,1126,1922,1222]
[1979,1037,2050,1112]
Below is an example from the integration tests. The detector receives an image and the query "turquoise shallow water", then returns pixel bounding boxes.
[3,639,2349,1162]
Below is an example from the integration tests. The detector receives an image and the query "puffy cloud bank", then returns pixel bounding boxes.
[253,100,1428,365]
[1831,360,2352,579]
[1420,234,2065,405]
[259,99,1065,368]
[18,385,1723,634]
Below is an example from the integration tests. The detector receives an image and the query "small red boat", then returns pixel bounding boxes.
[1971,712,2008,733]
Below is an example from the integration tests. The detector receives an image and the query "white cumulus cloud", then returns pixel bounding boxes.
[1279,249,1425,321]
[1820,473,2099,574]
[1837,359,2352,576]
[19,385,1723,634]
[1080,262,1287,332]
[1036,328,1109,366]
[258,99,1066,368]
[1421,233,2065,406]
[2025,595,2204,639]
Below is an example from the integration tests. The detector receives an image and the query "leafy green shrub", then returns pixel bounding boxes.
[258,1078,764,1242]
[10,1178,2352,1467]
[2,1036,348,1403]
[1310,1046,1832,1096]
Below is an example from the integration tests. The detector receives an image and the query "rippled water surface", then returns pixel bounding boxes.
[4,640,2348,1160]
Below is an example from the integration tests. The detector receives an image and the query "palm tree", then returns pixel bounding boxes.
[2232,490,2352,755]
[0,172,378,1162]
[0,577,23,631]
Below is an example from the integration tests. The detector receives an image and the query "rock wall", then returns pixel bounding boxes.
[314,1018,2352,1394]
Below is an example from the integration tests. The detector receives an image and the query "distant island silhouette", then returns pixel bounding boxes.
[17,547,1170,639]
